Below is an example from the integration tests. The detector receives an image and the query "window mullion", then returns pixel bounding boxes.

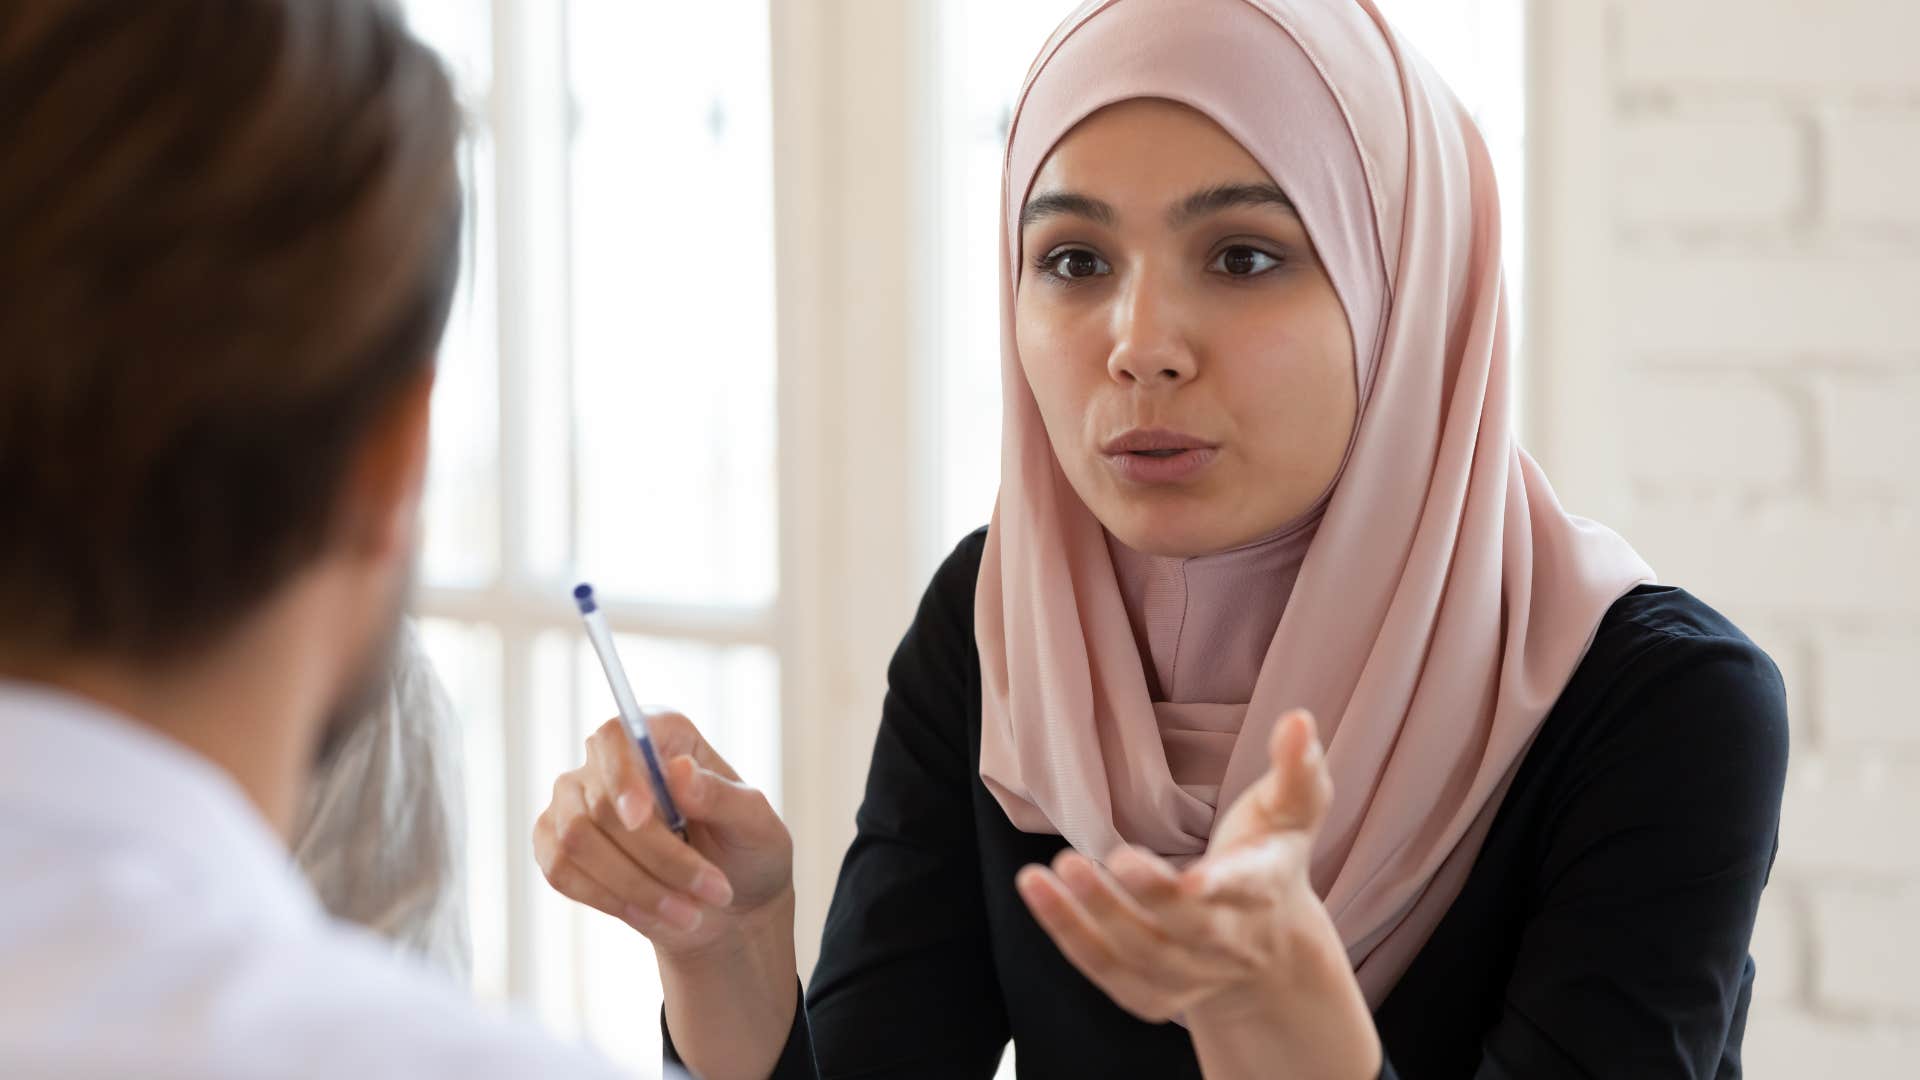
[488,0,569,1006]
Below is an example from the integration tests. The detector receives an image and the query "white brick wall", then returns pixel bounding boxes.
[1812,888,1920,1019]
[1819,634,1920,747]
[1614,0,1920,91]
[1616,114,1805,227]
[1619,255,1920,356]
[1826,113,1920,228]
[1624,375,1810,493]
[1537,2,1920,1074]
[1825,375,1920,494]
[1775,758,1920,878]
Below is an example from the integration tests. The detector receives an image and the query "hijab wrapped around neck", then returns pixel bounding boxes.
[973,0,1654,1007]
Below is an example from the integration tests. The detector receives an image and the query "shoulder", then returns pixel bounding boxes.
[1539,585,1791,839]
[928,525,990,616]
[0,879,621,1079]
[895,525,989,668]
[1575,585,1789,741]
[874,528,989,757]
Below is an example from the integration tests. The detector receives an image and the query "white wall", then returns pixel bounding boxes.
[770,0,932,978]
[1529,1,1920,1072]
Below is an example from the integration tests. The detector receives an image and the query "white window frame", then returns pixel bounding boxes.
[418,0,791,1003]
[414,0,933,999]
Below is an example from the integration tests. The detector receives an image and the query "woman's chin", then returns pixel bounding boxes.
[1097,505,1236,559]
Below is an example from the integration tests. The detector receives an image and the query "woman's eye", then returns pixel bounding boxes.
[1210,246,1282,277]
[1039,248,1111,281]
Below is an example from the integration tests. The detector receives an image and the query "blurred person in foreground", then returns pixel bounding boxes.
[0,1,623,1075]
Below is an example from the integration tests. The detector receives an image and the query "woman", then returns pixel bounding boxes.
[533,1,1788,1076]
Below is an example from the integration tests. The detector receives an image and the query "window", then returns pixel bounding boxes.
[402,1,779,1070]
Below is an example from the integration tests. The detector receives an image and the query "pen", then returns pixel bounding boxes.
[572,582,688,840]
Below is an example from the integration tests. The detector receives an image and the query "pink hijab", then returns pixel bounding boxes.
[974,0,1655,1006]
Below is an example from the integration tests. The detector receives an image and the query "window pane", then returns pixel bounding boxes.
[574,899,661,1068]
[575,634,782,814]
[931,1,1088,555]
[566,0,778,607]
[414,618,506,1002]
[399,0,492,95]
[402,0,500,590]
[422,127,502,588]
[528,630,589,1037]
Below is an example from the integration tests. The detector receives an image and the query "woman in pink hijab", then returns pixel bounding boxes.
[535,1,1789,1076]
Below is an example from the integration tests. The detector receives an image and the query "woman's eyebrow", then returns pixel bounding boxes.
[1019,190,1117,228]
[1168,182,1297,227]
[1018,183,1296,229]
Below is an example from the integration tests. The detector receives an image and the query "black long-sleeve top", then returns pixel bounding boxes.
[667,528,1789,1078]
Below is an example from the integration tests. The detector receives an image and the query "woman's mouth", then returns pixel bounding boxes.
[1100,428,1219,484]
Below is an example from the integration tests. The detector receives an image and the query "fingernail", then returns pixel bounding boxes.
[691,869,733,907]
[623,905,655,930]
[657,895,703,932]
[616,793,646,830]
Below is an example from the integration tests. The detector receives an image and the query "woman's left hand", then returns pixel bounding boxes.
[1014,710,1382,1080]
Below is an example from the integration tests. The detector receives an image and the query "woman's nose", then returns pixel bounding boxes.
[1106,272,1197,386]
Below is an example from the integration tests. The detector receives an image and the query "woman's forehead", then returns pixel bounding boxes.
[1026,99,1275,199]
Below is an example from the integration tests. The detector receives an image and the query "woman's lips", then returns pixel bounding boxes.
[1099,427,1219,484]
[1102,445,1220,484]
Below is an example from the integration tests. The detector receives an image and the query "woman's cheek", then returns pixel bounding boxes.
[1019,324,1092,425]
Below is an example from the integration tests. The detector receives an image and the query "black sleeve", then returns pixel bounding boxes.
[1459,631,1789,1078]
[666,533,1007,1079]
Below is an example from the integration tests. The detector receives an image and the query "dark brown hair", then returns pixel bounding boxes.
[0,0,462,662]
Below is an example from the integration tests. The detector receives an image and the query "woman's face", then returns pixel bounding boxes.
[1015,99,1358,558]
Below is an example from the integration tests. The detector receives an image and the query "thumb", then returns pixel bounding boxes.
[1258,710,1332,833]
[667,755,782,849]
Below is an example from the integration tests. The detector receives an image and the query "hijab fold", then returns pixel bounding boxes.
[974,0,1654,1006]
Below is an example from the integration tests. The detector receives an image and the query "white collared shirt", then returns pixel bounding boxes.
[0,680,630,1080]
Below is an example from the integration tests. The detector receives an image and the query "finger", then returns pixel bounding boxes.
[1106,844,1182,906]
[1016,863,1172,1021]
[582,769,734,907]
[1108,845,1215,940]
[585,718,655,831]
[664,754,785,853]
[1053,850,1167,948]
[1062,850,1238,988]
[1262,710,1333,832]
[1055,852,1224,992]
[538,776,711,931]
[531,802,627,920]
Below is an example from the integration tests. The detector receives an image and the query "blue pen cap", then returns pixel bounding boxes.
[572,582,598,615]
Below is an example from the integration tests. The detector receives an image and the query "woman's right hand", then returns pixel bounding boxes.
[533,711,794,957]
